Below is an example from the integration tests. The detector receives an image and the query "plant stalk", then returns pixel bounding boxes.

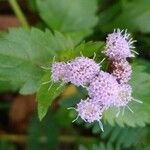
[8,0,30,30]
[0,134,97,144]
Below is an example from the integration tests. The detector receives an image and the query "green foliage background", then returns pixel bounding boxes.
[0,0,150,149]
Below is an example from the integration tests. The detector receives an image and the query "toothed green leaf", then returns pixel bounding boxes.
[36,0,98,44]
[0,28,73,94]
[37,73,65,120]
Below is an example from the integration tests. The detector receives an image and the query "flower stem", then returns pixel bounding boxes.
[8,0,30,30]
[0,134,97,144]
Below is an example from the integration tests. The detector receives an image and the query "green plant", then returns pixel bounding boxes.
[0,0,150,149]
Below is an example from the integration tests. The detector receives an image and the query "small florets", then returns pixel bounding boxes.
[110,59,132,84]
[51,28,139,129]
[88,71,119,107]
[51,62,67,82]
[77,98,105,123]
[64,56,100,86]
[114,84,132,107]
[104,29,136,60]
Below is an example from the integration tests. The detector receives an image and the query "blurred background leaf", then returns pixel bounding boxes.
[0,141,15,150]
[98,0,150,33]
[35,0,98,44]
[26,110,58,150]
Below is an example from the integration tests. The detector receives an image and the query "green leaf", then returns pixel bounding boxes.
[59,86,88,108]
[26,111,58,150]
[101,124,146,149]
[27,0,37,12]
[78,143,114,150]
[99,0,150,33]
[26,113,41,150]
[37,73,65,120]
[0,28,73,94]
[104,63,150,127]
[0,141,15,150]
[36,0,98,44]
[43,110,59,150]
[59,41,105,62]
[55,108,72,128]
[99,2,121,32]
[80,122,147,149]
[78,145,87,150]
[0,80,18,93]
[74,41,105,58]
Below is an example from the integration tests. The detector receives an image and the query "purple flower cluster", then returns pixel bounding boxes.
[104,29,136,60]
[64,57,100,86]
[51,62,67,82]
[77,98,104,123]
[104,29,135,110]
[51,29,139,131]
[51,56,100,86]
[110,59,132,84]
[114,84,132,107]
[88,71,119,107]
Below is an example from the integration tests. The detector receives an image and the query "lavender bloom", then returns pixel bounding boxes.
[64,57,100,86]
[88,71,119,107]
[114,84,132,107]
[104,29,136,60]
[110,59,132,84]
[77,98,105,123]
[51,62,67,82]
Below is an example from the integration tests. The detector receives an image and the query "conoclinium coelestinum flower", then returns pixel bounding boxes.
[76,98,106,131]
[114,84,132,107]
[88,71,119,107]
[50,28,141,132]
[51,62,67,82]
[110,59,132,84]
[104,29,136,60]
[64,56,100,86]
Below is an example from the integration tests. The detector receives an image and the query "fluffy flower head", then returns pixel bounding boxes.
[110,59,132,83]
[88,71,119,107]
[65,56,100,86]
[114,84,132,107]
[51,62,67,82]
[104,29,136,60]
[77,98,104,123]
